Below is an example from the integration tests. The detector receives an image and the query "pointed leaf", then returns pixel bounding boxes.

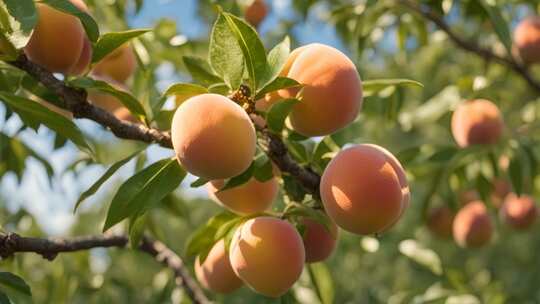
[254,76,300,101]
[209,14,244,89]
[308,263,334,304]
[266,98,299,133]
[164,83,208,105]
[182,56,223,87]
[1,0,37,49]
[92,29,151,63]
[0,272,31,296]
[41,0,99,42]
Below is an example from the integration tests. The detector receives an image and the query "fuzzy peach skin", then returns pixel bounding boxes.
[499,194,537,230]
[514,16,540,64]
[453,201,493,248]
[320,144,403,235]
[278,43,362,137]
[195,239,243,294]
[451,99,504,148]
[24,1,85,73]
[171,94,256,180]
[302,217,338,263]
[92,44,137,83]
[427,206,455,239]
[208,177,279,215]
[229,217,305,297]
[245,0,268,28]
[68,0,92,75]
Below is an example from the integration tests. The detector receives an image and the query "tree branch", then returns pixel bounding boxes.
[0,232,210,304]
[398,0,540,94]
[8,53,322,197]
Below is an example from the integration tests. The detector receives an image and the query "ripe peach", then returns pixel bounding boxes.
[453,201,493,248]
[320,144,404,235]
[70,38,92,75]
[426,206,455,239]
[500,194,537,230]
[245,0,268,28]
[514,16,540,64]
[171,94,256,180]
[301,217,338,263]
[451,99,504,147]
[491,178,511,208]
[279,43,362,137]
[92,44,137,83]
[229,217,305,297]
[194,239,243,294]
[24,1,85,73]
[207,177,279,215]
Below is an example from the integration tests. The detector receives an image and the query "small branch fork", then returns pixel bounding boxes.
[0,232,210,304]
[397,0,540,94]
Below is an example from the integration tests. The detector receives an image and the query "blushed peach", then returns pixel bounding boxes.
[171,94,256,180]
[453,201,493,248]
[70,38,92,75]
[245,0,268,28]
[229,217,304,297]
[427,206,455,239]
[301,217,338,263]
[194,239,243,294]
[451,99,503,147]
[279,43,362,137]
[514,16,540,64]
[320,144,404,235]
[208,177,279,215]
[92,44,137,83]
[500,194,537,230]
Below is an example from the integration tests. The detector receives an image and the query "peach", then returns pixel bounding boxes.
[459,190,480,205]
[207,177,279,215]
[92,44,137,83]
[70,38,92,75]
[278,43,362,137]
[171,94,256,180]
[245,0,268,28]
[24,1,85,73]
[194,239,243,294]
[453,201,493,248]
[301,217,338,263]
[451,99,504,147]
[320,144,404,235]
[491,178,511,208]
[229,217,304,297]
[500,194,537,230]
[426,206,455,239]
[514,16,540,64]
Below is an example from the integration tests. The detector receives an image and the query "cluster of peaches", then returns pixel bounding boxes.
[427,98,538,248]
[171,42,409,297]
[22,0,138,122]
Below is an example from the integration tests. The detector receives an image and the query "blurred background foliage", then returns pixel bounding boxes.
[2,0,540,303]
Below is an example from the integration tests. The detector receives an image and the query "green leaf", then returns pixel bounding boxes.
[209,14,244,89]
[129,212,147,248]
[0,291,11,304]
[91,29,151,63]
[103,158,186,231]
[69,77,146,119]
[163,83,208,105]
[74,148,144,212]
[0,272,31,296]
[308,263,334,304]
[259,36,291,90]
[253,154,274,182]
[218,163,255,192]
[478,0,512,54]
[185,211,237,262]
[254,76,300,101]
[222,12,267,91]
[41,0,99,42]
[1,0,37,49]
[363,78,424,97]
[182,56,223,87]
[427,147,459,163]
[509,153,523,196]
[399,239,443,275]
[266,98,299,133]
[0,92,92,154]
[190,177,209,188]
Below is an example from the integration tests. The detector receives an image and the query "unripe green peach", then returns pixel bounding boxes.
[171,94,256,180]
[320,144,404,235]
[453,201,493,248]
[451,99,503,147]
[24,1,85,73]
[279,43,362,137]
[208,177,279,215]
[92,44,137,83]
[514,16,540,64]
[245,0,268,28]
[229,217,305,297]
[302,217,338,263]
[194,239,243,294]
[499,194,537,230]
[427,206,455,239]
